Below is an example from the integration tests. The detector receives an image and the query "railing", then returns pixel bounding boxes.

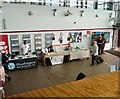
[1,0,120,11]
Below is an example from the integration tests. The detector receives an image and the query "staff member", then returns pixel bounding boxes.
[48,45,54,53]
[21,40,30,55]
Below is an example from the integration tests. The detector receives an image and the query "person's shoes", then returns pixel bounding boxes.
[7,76,11,82]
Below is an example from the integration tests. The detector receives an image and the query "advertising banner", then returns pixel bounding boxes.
[0,35,9,54]
[7,57,37,70]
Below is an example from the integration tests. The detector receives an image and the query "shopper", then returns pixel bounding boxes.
[97,36,102,55]
[21,40,30,55]
[0,61,9,98]
[101,34,106,54]
[91,41,99,66]
[1,53,11,82]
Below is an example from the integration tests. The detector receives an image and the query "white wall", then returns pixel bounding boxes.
[2,3,115,31]
[1,3,115,53]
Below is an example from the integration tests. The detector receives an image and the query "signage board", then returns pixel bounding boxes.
[0,35,9,54]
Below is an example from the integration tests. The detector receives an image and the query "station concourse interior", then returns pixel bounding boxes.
[0,0,120,97]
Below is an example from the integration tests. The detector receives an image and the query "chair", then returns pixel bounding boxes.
[75,72,86,81]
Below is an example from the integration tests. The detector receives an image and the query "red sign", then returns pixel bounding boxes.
[0,35,9,54]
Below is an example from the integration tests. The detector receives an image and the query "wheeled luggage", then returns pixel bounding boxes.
[95,55,104,64]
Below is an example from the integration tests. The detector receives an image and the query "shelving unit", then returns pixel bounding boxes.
[45,33,52,48]
[22,34,31,52]
[34,34,42,54]
[10,35,19,55]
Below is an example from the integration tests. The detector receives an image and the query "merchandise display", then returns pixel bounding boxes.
[10,35,19,55]
[45,34,52,48]
[34,34,42,54]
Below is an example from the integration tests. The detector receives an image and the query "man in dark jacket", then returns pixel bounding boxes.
[2,53,11,81]
[2,53,8,73]
[97,36,103,55]
[101,34,106,54]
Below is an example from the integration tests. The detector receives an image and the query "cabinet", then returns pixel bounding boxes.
[22,34,31,52]
[34,34,42,54]
[10,35,19,55]
[45,34,52,48]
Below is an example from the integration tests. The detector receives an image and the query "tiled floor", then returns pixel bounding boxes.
[4,52,119,97]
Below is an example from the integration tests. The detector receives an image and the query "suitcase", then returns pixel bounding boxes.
[94,57,100,64]
[95,55,104,63]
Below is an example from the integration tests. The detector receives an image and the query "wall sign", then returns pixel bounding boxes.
[0,35,9,54]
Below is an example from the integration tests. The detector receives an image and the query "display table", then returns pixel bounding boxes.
[44,53,64,66]
[70,49,90,60]
[9,71,119,97]
[7,54,37,71]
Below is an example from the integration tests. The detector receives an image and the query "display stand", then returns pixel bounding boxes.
[34,34,42,54]
[43,53,64,66]
[10,35,19,55]
[7,54,38,71]
[70,49,90,60]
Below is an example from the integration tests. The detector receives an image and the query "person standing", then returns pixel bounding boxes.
[2,53,8,73]
[91,41,99,66]
[48,45,54,53]
[0,61,9,98]
[97,36,102,55]
[101,34,106,54]
[21,40,30,55]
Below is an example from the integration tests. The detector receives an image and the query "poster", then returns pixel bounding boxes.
[91,32,110,45]
[68,32,82,43]
[0,35,9,54]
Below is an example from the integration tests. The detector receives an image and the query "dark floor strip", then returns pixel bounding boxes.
[105,50,120,57]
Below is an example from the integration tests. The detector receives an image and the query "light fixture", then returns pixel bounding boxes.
[64,10,72,16]
[95,14,98,18]
[80,10,84,17]
[28,11,33,15]
[52,9,57,16]
[109,12,112,18]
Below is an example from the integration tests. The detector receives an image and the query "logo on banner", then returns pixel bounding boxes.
[8,62,16,70]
